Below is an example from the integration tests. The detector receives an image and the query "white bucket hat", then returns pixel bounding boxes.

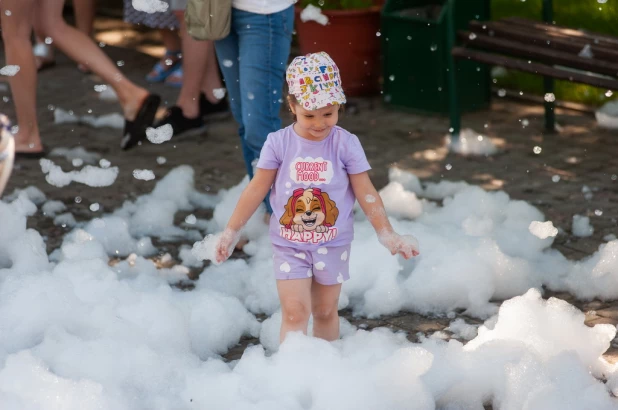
[286,51,347,111]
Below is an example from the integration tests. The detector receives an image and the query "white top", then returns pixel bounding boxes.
[232,0,294,14]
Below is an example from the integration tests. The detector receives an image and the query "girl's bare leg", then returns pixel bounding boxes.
[311,282,342,341]
[277,278,312,343]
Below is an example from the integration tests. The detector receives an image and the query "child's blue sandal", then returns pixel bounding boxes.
[145,50,182,83]
[164,66,184,88]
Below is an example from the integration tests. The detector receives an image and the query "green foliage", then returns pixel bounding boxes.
[492,0,618,106]
[298,0,374,10]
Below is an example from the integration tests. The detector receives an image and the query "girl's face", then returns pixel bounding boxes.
[290,102,339,141]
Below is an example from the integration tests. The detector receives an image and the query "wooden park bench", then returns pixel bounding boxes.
[445,0,618,141]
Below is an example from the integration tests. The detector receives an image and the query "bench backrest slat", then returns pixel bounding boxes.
[452,47,618,90]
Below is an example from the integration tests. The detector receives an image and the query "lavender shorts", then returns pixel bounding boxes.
[273,244,352,285]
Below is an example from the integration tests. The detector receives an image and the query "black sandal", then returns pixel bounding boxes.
[154,106,205,138]
[199,93,229,119]
[120,94,161,151]
[15,145,47,159]
[15,150,47,159]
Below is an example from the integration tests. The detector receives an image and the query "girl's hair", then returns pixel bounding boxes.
[285,94,345,121]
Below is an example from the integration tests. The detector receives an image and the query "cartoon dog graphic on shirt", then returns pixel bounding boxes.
[280,187,339,232]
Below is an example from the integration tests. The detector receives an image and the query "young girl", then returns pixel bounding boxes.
[214,52,420,343]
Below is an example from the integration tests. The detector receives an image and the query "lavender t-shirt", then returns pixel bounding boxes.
[256,124,371,250]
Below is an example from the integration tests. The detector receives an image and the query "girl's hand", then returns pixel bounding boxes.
[214,228,241,264]
[378,231,420,259]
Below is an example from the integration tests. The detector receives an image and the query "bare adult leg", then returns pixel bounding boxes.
[155,10,225,137]
[34,0,151,122]
[173,10,208,119]
[1,0,43,154]
[200,44,225,105]
[73,0,96,36]
[73,0,97,72]
[161,28,182,52]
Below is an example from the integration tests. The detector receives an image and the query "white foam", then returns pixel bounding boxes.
[53,212,77,228]
[300,4,329,25]
[133,169,155,181]
[131,0,168,13]
[50,147,100,164]
[529,220,559,239]
[572,215,594,237]
[0,65,20,76]
[447,128,498,156]
[146,124,173,144]
[2,166,618,407]
[40,159,118,188]
[54,108,124,129]
[42,200,67,217]
[596,100,618,130]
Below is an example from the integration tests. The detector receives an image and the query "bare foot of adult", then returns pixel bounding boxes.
[119,87,161,150]
[122,88,151,122]
[33,43,56,72]
[14,134,45,158]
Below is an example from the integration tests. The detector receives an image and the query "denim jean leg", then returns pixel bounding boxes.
[235,7,294,213]
[214,21,254,176]
[235,7,293,166]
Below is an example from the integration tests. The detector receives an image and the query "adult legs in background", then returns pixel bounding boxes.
[215,7,293,178]
[74,0,97,72]
[154,8,226,137]
[215,6,293,214]
[1,0,42,154]
[214,27,246,165]
[121,0,183,82]
[33,0,97,72]
[173,9,223,118]
[34,0,160,149]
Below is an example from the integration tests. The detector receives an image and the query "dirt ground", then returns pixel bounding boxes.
[2,15,618,375]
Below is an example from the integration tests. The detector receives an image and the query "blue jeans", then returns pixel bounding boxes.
[215,6,294,213]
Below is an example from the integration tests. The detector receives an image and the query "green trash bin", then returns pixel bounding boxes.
[381,0,490,114]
